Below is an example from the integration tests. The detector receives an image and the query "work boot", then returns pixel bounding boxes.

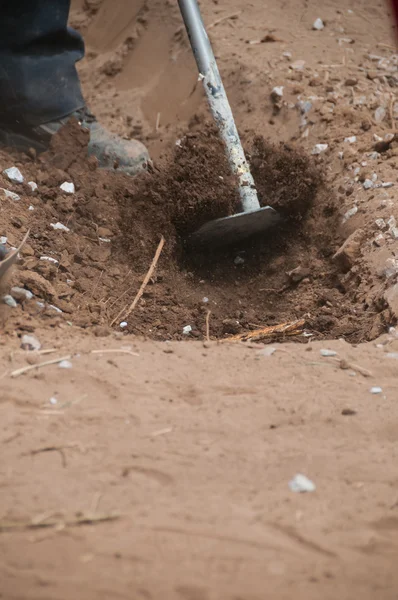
[0,107,149,177]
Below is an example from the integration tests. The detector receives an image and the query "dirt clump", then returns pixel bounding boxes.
[119,124,240,244]
[249,135,322,218]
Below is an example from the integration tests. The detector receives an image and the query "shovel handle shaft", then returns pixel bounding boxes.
[178,0,261,213]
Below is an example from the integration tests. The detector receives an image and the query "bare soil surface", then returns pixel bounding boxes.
[1,0,398,598]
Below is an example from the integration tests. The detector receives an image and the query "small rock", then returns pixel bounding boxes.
[2,295,17,308]
[320,349,337,357]
[344,136,357,144]
[370,386,383,394]
[289,474,316,493]
[311,143,328,155]
[385,283,398,319]
[50,397,58,405]
[345,77,358,86]
[182,325,192,335]
[40,256,59,264]
[383,258,398,279]
[11,287,33,302]
[21,334,41,351]
[363,179,374,189]
[120,321,128,329]
[59,360,73,369]
[0,244,8,260]
[222,318,242,335]
[312,18,324,30]
[342,205,358,224]
[375,218,386,229]
[202,297,209,304]
[342,408,357,416]
[234,256,245,265]
[374,106,386,123]
[374,233,385,247]
[93,325,111,337]
[3,166,24,183]
[97,227,113,238]
[51,222,70,232]
[48,304,63,314]
[60,181,75,194]
[27,181,38,191]
[333,229,364,272]
[390,227,398,239]
[1,188,21,201]
[271,86,284,104]
[18,270,56,300]
[291,59,306,70]
[28,205,35,211]
[287,266,311,283]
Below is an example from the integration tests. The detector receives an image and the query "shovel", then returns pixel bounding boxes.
[178,0,280,247]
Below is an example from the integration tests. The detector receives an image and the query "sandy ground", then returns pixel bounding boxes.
[1,0,398,598]
[1,332,398,600]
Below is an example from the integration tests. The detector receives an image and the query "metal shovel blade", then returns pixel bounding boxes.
[188,205,281,247]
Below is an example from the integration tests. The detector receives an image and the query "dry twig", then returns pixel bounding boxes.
[111,236,165,326]
[0,512,120,533]
[223,319,306,343]
[205,310,211,342]
[10,355,72,378]
[208,11,241,29]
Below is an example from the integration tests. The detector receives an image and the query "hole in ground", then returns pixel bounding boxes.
[1,120,388,343]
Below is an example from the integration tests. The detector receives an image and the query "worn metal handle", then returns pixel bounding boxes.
[178,0,261,213]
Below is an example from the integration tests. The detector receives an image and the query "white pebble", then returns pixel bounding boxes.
[28,181,38,191]
[28,205,35,211]
[374,106,386,123]
[48,305,63,313]
[60,181,75,194]
[3,166,24,183]
[50,397,58,405]
[202,297,209,304]
[320,349,337,357]
[21,334,41,351]
[1,188,21,201]
[0,236,7,244]
[2,295,17,308]
[342,206,358,224]
[390,227,398,239]
[59,360,73,369]
[375,218,386,229]
[312,143,328,155]
[11,287,33,301]
[370,386,383,394]
[289,474,316,493]
[182,325,192,335]
[363,179,374,190]
[234,256,245,265]
[120,321,128,329]
[40,256,59,264]
[271,86,284,99]
[51,222,70,232]
[344,136,357,144]
[312,18,324,30]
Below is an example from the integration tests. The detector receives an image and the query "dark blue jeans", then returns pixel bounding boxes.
[0,0,85,127]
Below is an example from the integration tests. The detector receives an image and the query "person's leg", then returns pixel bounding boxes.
[0,0,149,175]
[0,0,85,127]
